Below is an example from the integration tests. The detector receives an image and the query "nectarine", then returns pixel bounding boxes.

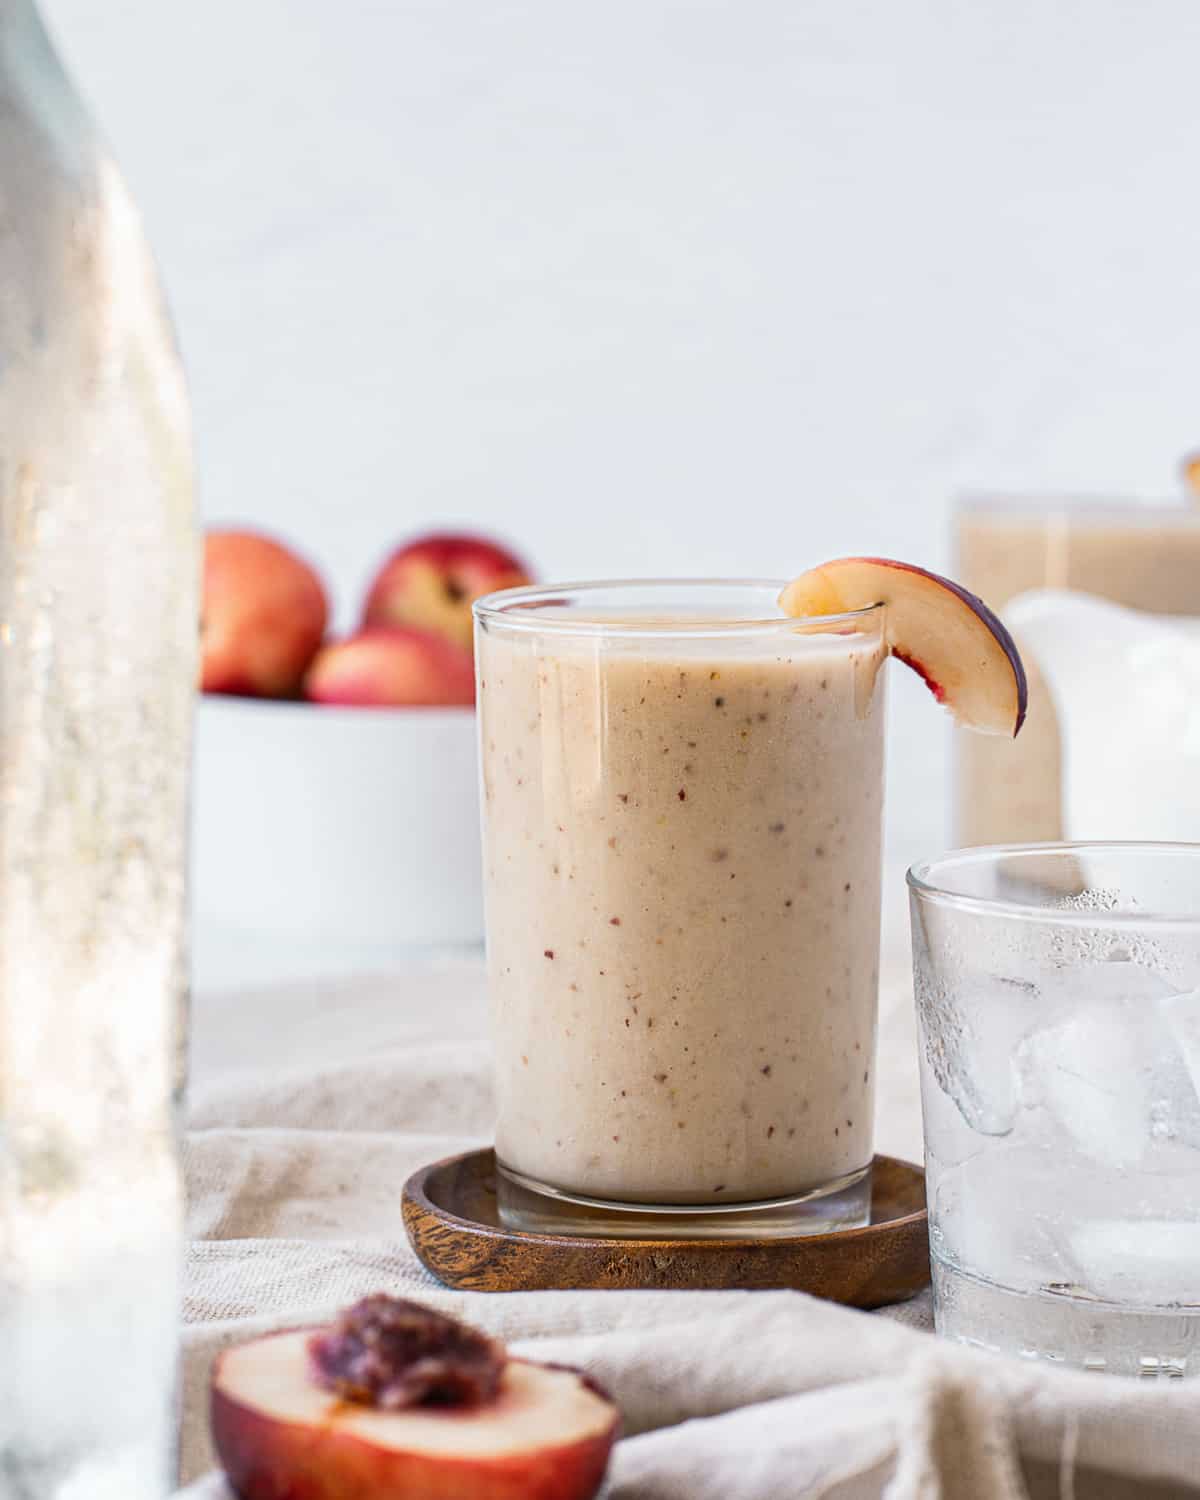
[780,556,1027,736]
[304,627,476,707]
[363,532,531,651]
[202,530,328,698]
[210,1301,620,1500]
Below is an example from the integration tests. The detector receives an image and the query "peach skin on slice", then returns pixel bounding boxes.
[779,557,1027,736]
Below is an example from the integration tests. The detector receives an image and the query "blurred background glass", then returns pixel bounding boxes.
[955,499,1200,846]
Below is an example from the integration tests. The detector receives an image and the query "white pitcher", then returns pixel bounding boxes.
[1005,589,1200,842]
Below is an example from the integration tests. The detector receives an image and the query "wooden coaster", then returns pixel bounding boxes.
[402,1150,930,1309]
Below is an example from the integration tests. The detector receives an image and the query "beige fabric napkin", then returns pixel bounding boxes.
[176,958,1200,1499]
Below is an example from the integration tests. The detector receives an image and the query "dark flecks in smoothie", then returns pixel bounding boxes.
[820,677,829,690]
[714,696,725,708]
[784,898,793,908]
[711,848,729,863]
[757,711,769,722]
[844,882,851,892]
[863,1069,869,1084]
[768,822,785,834]
[544,949,555,959]
[834,1126,840,1137]
[678,788,686,801]
[654,1072,668,1083]
[686,740,697,749]
[713,1184,726,1193]
[683,762,695,775]
[761,1064,771,1076]
[767,1125,775,1138]
[815,845,825,857]
[610,916,621,925]
[618,793,629,803]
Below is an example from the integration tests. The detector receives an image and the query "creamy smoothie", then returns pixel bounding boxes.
[955,503,1200,847]
[477,586,886,1207]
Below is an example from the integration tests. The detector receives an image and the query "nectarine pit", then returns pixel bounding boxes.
[307,1294,506,1411]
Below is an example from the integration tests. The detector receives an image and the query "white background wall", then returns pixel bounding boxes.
[41,0,1200,885]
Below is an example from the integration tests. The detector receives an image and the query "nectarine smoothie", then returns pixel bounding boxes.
[476,583,888,1208]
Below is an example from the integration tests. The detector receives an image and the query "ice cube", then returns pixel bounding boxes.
[932,1148,1082,1293]
[1036,957,1179,1011]
[919,973,1041,1137]
[1015,960,1200,1166]
[1152,989,1200,1150]
[1018,1010,1150,1167]
[1069,1218,1200,1307]
[1161,989,1200,1098]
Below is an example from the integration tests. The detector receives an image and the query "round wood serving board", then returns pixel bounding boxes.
[402,1150,929,1308]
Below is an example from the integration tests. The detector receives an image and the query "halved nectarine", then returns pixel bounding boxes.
[211,1326,619,1500]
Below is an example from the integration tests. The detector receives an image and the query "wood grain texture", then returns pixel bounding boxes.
[402,1150,929,1308]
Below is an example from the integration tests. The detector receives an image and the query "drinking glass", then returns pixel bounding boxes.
[953,497,1200,847]
[475,580,887,1237]
[910,843,1200,1377]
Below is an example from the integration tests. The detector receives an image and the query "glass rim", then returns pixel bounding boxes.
[907,841,1200,928]
[472,577,884,638]
[955,490,1200,524]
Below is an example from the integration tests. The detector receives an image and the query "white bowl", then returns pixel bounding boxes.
[191,696,483,952]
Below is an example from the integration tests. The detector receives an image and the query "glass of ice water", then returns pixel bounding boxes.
[909,843,1200,1379]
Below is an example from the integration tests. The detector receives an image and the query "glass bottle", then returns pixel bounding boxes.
[0,2,196,1495]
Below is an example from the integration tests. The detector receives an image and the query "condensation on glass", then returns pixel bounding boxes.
[0,3,197,1494]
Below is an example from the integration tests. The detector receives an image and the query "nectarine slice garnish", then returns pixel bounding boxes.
[780,557,1027,737]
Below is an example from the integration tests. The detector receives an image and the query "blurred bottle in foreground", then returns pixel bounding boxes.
[0,3,196,1496]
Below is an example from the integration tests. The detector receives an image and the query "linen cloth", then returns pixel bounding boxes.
[176,955,1200,1499]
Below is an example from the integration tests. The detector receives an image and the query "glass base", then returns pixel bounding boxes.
[933,1255,1200,1379]
[496,1160,873,1239]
